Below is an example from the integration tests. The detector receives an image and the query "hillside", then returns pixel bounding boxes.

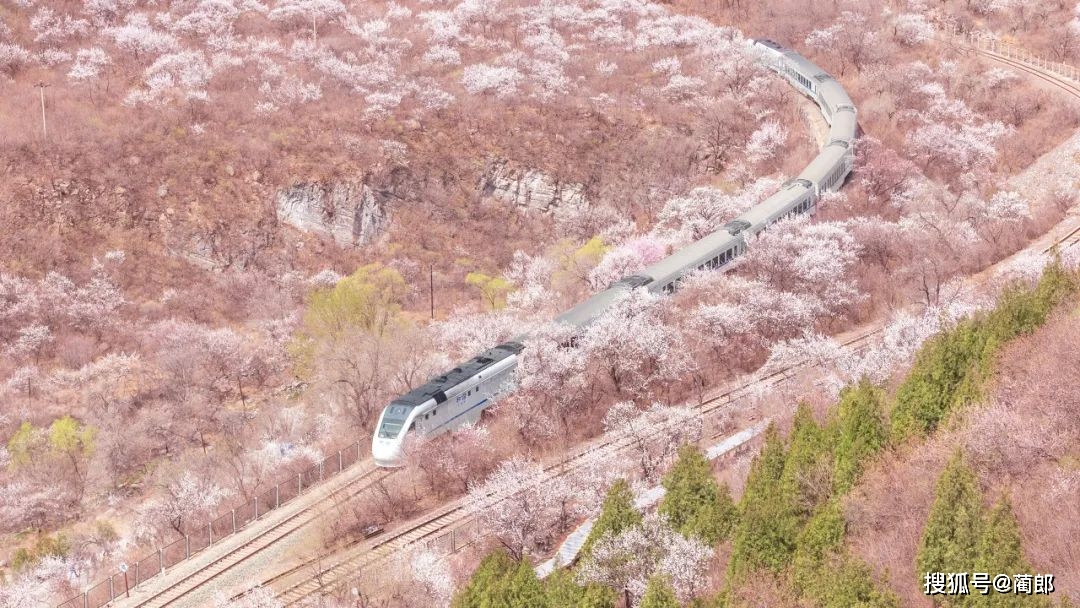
[2,0,1080,604]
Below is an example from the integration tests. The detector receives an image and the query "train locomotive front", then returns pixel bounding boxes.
[371,342,523,467]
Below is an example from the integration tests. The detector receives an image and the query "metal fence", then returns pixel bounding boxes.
[422,517,483,558]
[57,440,367,608]
[969,33,1080,83]
[932,19,1080,84]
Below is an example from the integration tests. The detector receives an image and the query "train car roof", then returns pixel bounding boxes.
[796,142,850,185]
[553,286,629,329]
[640,229,743,286]
[735,181,813,233]
[817,79,854,111]
[827,107,858,143]
[392,342,523,407]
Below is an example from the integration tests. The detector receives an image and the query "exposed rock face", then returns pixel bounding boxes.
[276,182,387,246]
[481,160,586,212]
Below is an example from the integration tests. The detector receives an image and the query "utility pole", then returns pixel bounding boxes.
[36,81,50,141]
[429,264,435,319]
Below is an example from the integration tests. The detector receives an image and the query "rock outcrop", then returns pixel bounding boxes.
[276,182,387,246]
[481,161,586,212]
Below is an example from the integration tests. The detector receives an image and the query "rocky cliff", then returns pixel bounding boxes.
[275,182,387,246]
[481,161,586,212]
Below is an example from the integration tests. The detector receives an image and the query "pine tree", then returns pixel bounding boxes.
[791,501,900,608]
[709,483,738,543]
[507,559,550,608]
[453,549,516,608]
[544,568,616,608]
[832,380,888,493]
[892,263,1077,442]
[814,555,901,608]
[454,550,554,608]
[780,404,834,520]
[659,444,733,544]
[640,575,680,608]
[689,593,728,608]
[891,319,983,441]
[728,424,800,579]
[968,496,1049,608]
[792,500,846,595]
[580,479,642,558]
[917,451,983,590]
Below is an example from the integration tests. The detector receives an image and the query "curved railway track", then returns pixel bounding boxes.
[264,325,883,605]
[90,32,1080,608]
[938,33,1080,101]
[985,53,1080,101]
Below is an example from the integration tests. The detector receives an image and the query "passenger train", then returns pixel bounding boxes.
[371,39,857,466]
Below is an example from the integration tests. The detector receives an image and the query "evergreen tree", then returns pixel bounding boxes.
[780,404,834,520]
[454,550,553,608]
[507,559,550,608]
[917,451,983,588]
[892,263,1077,442]
[890,319,983,441]
[709,483,738,543]
[791,501,900,608]
[453,549,516,608]
[968,497,1049,608]
[813,554,902,608]
[640,575,680,608]
[544,568,616,608]
[728,425,800,579]
[792,500,846,595]
[659,444,733,544]
[580,479,642,558]
[832,380,888,493]
[688,593,728,608]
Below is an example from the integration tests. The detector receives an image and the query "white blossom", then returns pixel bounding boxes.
[745,120,789,164]
[577,512,712,606]
[409,549,453,608]
[461,64,522,98]
[893,13,933,46]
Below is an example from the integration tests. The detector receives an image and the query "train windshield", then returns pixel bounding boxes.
[377,404,412,439]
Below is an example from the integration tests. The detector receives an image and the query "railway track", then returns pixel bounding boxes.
[938,32,1080,101]
[265,210,1080,607]
[976,49,1080,102]
[109,465,394,608]
[262,325,883,605]
[1042,223,1080,255]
